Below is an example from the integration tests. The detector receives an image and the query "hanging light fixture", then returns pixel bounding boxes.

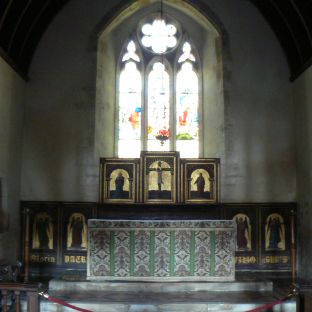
[155,57,170,146]
[138,0,180,146]
[141,0,177,54]
[154,0,170,146]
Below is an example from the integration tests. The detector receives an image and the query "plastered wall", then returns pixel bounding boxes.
[294,65,312,280]
[0,57,25,262]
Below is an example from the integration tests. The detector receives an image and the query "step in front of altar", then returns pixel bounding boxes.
[41,279,296,312]
[49,279,274,292]
[87,220,236,282]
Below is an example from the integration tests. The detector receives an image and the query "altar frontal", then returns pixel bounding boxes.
[87,220,235,281]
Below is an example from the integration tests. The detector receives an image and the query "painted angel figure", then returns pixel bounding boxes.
[234,214,252,251]
[32,212,53,250]
[67,213,87,250]
[265,214,285,250]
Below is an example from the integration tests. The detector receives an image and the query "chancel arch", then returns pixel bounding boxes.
[0,0,302,307]
[95,0,225,160]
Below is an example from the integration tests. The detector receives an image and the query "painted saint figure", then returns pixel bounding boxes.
[70,216,83,248]
[266,214,284,250]
[190,169,211,200]
[36,218,50,249]
[115,172,125,197]
[156,161,163,191]
[147,160,172,200]
[67,213,87,250]
[32,212,53,250]
[235,215,251,251]
[194,172,205,197]
[109,169,130,200]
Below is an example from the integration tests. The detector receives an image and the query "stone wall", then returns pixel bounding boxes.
[294,65,312,281]
[0,57,25,262]
[21,0,295,203]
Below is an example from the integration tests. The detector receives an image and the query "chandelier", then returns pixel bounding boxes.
[140,0,178,55]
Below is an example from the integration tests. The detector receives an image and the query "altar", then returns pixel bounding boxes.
[87,219,236,281]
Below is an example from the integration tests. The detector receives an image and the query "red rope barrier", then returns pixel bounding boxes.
[39,291,293,312]
[39,292,93,312]
[245,294,291,312]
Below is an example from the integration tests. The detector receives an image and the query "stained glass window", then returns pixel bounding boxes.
[141,16,178,53]
[118,41,142,158]
[147,62,170,151]
[176,42,199,157]
[117,18,200,158]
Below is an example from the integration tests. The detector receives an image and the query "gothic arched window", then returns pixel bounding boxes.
[117,14,200,158]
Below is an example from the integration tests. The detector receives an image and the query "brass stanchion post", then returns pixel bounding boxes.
[289,208,300,311]
[290,209,297,286]
[23,208,30,283]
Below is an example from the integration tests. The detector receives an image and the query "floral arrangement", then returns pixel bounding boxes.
[155,128,170,145]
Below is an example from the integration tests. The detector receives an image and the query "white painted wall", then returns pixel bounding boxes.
[294,65,312,280]
[207,0,295,202]
[21,0,295,203]
[0,57,25,262]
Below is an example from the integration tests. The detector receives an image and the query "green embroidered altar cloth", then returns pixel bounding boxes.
[87,220,235,281]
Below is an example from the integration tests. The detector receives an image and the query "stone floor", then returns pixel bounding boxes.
[36,272,298,312]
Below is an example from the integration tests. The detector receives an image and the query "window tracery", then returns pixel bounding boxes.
[118,16,200,158]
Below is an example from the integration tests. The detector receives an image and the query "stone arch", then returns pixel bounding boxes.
[95,0,225,159]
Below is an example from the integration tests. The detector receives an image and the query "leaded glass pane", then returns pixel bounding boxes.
[122,41,140,62]
[147,62,170,151]
[117,25,201,158]
[176,61,199,157]
[147,138,170,151]
[138,14,181,54]
[118,139,141,158]
[176,140,199,158]
[178,42,196,63]
[141,18,177,54]
[118,61,142,157]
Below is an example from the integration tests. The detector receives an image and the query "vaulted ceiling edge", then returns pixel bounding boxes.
[0,0,311,80]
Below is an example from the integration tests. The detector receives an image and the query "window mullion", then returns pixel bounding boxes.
[170,68,176,152]
[142,68,148,151]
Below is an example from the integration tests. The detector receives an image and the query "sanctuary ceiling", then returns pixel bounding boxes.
[0,0,311,80]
